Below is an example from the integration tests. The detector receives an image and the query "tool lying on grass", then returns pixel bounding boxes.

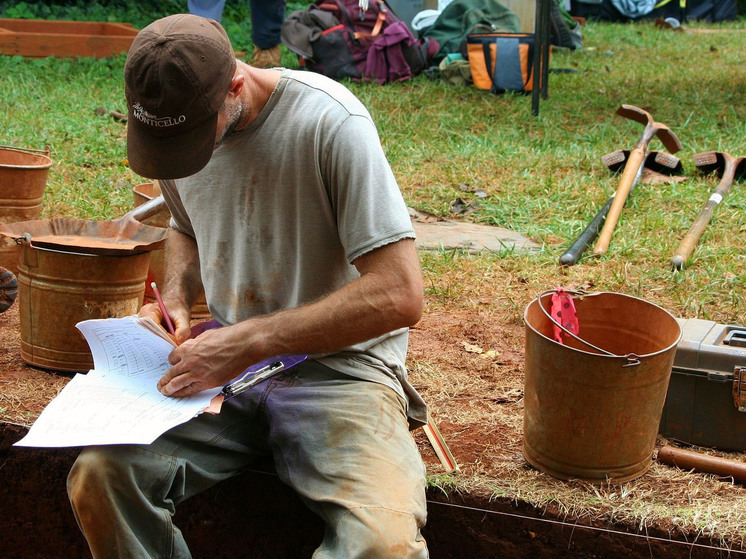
[671,151,746,270]
[559,150,682,266]
[657,444,746,483]
[593,105,682,256]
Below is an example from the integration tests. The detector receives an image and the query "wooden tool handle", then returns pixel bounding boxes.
[593,148,646,255]
[559,196,614,266]
[671,200,719,270]
[658,445,746,482]
[672,160,736,270]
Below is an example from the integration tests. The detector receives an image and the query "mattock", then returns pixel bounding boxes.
[671,151,746,270]
[593,105,683,256]
[559,150,682,266]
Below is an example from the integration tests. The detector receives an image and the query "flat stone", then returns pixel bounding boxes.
[412,219,540,254]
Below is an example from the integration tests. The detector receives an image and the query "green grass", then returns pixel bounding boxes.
[2,14,745,327]
[0,20,745,341]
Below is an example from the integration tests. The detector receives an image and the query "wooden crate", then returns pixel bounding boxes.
[0,19,139,58]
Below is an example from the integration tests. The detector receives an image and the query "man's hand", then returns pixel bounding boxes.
[139,300,192,344]
[156,324,258,397]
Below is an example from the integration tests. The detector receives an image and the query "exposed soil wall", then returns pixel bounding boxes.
[1,422,738,559]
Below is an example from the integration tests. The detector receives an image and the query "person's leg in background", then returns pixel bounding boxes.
[249,0,286,67]
[187,0,227,21]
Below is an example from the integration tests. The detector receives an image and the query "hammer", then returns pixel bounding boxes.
[593,105,682,256]
[671,151,746,270]
[559,150,682,266]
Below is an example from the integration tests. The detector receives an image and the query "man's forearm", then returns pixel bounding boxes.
[230,238,423,360]
[163,228,204,310]
[157,238,423,397]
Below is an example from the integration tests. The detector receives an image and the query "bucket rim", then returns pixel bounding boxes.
[15,237,153,259]
[0,145,53,170]
[524,289,683,361]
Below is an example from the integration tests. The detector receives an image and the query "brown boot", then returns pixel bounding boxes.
[251,45,282,68]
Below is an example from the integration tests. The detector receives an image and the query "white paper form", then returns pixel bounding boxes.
[14,316,221,448]
[77,316,175,384]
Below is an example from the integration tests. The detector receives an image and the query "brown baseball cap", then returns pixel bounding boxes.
[125,14,237,179]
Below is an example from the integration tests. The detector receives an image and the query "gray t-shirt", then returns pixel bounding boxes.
[159,69,426,427]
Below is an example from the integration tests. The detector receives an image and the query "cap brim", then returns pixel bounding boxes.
[127,113,218,180]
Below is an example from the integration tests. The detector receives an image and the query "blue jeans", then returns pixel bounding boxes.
[67,360,428,558]
[187,0,286,48]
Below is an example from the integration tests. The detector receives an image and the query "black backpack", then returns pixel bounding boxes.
[281,0,438,84]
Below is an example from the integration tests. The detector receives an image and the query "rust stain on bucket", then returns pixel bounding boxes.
[17,242,150,372]
[523,291,682,483]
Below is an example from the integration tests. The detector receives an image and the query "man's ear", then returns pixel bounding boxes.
[228,73,245,98]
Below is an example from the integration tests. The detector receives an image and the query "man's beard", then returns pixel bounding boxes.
[216,100,243,147]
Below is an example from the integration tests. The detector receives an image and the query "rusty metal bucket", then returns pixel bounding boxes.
[0,145,53,274]
[133,182,210,318]
[0,197,169,372]
[523,291,682,483]
[0,145,53,223]
[16,244,151,371]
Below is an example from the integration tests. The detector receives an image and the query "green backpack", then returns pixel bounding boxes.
[422,0,520,63]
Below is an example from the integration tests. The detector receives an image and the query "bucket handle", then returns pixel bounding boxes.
[17,234,39,268]
[536,289,641,367]
[0,144,51,157]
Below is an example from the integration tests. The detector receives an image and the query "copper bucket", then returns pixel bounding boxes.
[523,290,682,483]
[133,182,210,318]
[0,197,168,372]
[0,145,53,274]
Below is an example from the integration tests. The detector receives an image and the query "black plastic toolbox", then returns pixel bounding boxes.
[659,318,746,451]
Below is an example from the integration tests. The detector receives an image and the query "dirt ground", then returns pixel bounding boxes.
[1,281,745,557]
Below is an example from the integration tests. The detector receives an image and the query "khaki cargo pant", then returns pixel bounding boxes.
[67,360,428,558]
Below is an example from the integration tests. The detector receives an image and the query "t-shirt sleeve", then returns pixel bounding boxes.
[323,114,415,263]
[158,179,196,238]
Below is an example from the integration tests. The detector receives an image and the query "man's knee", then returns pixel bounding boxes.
[67,448,118,511]
[328,506,428,559]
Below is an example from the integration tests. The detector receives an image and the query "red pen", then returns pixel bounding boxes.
[150,282,175,335]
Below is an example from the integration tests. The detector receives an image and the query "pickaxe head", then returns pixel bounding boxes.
[602,149,683,174]
[617,104,683,155]
[693,151,746,180]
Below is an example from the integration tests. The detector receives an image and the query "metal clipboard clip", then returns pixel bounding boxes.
[221,354,307,399]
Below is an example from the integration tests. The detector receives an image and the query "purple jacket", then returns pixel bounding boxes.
[364,21,415,85]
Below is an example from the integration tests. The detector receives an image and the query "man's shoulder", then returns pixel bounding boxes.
[280,69,370,118]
